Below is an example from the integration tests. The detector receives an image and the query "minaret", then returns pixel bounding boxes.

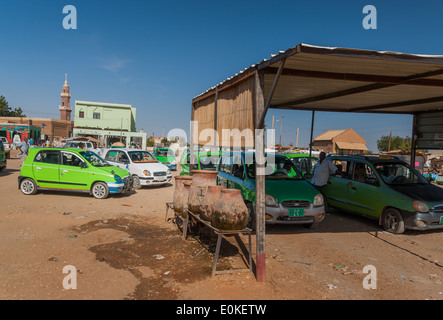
[59,74,72,121]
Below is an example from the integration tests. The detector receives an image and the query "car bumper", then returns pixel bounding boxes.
[106,182,125,194]
[403,210,443,230]
[264,203,326,225]
[140,175,173,185]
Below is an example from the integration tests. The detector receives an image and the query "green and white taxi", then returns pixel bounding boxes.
[18,148,133,199]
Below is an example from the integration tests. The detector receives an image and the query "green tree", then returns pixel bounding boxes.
[0,95,26,117]
[377,135,411,152]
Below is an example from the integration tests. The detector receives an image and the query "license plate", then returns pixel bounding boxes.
[440,216,443,224]
[154,177,166,181]
[289,208,304,217]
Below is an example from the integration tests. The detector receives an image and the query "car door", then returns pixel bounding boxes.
[32,150,61,189]
[346,161,379,218]
[322,158,352,210]
[216,153,233,187]
[59,151,90,191]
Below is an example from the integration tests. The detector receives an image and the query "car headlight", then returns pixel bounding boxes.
[314,193,324,207]
[265,194,278,207]
[167,169,171,175]
[114,175,123,183]
[413,201,429,213]
[143,170,151,176]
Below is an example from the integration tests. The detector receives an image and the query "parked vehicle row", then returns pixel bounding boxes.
[14,143,443,234]
[17,147,171,199]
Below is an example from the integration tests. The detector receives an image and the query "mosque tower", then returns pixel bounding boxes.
[59,74,72,121]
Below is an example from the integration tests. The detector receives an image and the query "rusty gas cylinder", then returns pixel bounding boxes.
[211,189,249,230]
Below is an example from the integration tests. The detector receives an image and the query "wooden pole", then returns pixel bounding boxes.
[254,59,286,282]
[254,70,266,282]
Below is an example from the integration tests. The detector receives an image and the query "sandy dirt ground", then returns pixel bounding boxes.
[1,151,442,302]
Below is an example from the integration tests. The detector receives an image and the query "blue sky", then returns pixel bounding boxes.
[1,0,442,151]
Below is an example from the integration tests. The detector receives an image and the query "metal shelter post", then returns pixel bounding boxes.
[308,111,315,172]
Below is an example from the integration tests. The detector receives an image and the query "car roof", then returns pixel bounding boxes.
[105,148,150,152]
[327,154,406,163]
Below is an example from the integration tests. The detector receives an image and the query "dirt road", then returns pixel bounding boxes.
[1,154,442,301]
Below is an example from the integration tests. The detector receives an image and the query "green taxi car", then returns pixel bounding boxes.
[154,147,177,171]
[285,153,318,176]
[217,152,325,228]
[323,155,443,233]
[0,140,6,172]
[18,148,133,199]
[179,150,222,176]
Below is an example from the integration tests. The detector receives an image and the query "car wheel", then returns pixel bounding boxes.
[92,182,109,199]
[132,175,141,189]
[382,208,405,234]
[20,178,37,195]
[246,202,256,231]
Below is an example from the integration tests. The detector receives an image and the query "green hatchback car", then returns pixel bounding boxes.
[323,155,443,233]
[179,150,222,176]
[0,140,6,172]
[217,152,325,228]
[18,148,133,199]
[154,147,177,171]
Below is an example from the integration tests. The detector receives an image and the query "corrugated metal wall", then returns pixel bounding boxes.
[417,112,443,149]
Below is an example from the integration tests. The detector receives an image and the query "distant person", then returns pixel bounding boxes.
[17,137,30,166]
[91,142,102,156]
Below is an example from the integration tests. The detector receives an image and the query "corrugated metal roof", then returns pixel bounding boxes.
[193,43,443,115]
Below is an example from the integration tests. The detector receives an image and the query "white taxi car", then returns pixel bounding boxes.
[102,148,172,189]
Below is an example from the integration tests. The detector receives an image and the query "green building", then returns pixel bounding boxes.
[73,101,147,148]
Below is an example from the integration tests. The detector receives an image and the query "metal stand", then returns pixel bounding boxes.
[165,202,253,277]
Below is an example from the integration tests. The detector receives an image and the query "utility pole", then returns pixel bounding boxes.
[296,128,299,148]
[279,116,284,146]
[388,130,392,152]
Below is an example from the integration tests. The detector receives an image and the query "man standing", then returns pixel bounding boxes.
[17,137,30,167]
[310,151,340,190]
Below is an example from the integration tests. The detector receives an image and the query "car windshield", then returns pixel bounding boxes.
[289,156,318,173]
[128,151,158,163]
[199,154,219,170]
[374,162,428,185]
[246,156,303,180]
[80,151,110,167]
[156,149,174,157]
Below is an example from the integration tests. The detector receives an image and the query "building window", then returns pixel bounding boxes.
[79,111,84,118]
[93,112,101,120]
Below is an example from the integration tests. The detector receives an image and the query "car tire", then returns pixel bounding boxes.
[92,182,109,199]
[382,208,405,234]
[132,175,141,190]
[246,202,256,231]
[20,178,37,195]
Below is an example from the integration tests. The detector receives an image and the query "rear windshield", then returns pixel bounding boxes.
[128,151,158,163]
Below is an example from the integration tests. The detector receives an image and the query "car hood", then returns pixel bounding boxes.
[156,156,176,162]
[132,162,169,171]
[264,179,319,202]
[98,165,130,178]
[389,183,443,204]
